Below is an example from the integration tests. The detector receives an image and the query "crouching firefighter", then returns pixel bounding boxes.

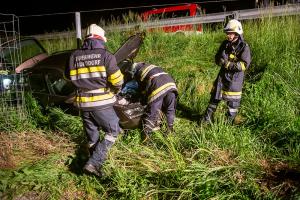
[202,19,251,124]
[130,62,178,141]
[66,24,124,177]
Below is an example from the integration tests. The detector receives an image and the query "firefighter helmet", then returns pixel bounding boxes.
[224,19,243,35]
[86,24,107,42]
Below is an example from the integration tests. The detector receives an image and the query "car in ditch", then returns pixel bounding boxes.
[16,33,146,129]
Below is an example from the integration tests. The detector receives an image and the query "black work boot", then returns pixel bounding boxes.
[201,102,218,125]
[83,163,104,177]
[226,115,236,125]
[166,125,174,135]
[141,127,152,144]
[142,134,150,144]
[226,110,237,125]
[200,110,214,125]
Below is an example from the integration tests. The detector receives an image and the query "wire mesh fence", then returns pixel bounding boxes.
[0,13,26,129]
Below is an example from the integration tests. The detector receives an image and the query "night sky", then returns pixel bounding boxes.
[1,0,251,35]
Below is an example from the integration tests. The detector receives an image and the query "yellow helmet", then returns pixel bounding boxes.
[224,19,243,35]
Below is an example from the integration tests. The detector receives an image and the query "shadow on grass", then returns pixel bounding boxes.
[245,63,267,83]
[259,161,300,200]
[244,118,300,199]
[67,142,89,175]
[176,102,203,122]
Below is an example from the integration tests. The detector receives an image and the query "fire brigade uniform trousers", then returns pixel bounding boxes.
[82,106,121,168]
[205,97,240,122]
[143,91,176,133]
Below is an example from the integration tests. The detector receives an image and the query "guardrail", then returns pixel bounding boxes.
[109,3,300,30]
[30,3,300,40]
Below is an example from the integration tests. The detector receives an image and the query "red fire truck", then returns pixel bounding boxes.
[141,3,203,34]
[140,1,297,34]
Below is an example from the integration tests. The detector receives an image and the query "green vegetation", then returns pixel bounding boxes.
[0,15,299,199]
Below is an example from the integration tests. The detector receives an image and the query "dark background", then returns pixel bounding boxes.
[1,0,257,35]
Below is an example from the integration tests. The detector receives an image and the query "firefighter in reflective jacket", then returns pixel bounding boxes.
[131,62,178,138]
[66,24,123,176]
[202,19,251,124]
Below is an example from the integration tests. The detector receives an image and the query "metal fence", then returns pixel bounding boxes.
[0,13,26,123]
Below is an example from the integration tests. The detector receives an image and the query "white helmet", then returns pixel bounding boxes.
[86,24,107,42]
[224,19,243,35]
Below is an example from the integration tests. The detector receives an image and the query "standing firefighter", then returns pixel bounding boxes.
[202,19,251,124]
[130,62,178,141]
[66,24,124,177]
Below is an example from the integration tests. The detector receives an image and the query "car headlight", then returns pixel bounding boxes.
[2,78,12,90]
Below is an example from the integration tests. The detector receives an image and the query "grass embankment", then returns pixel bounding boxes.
[0,16,299,199]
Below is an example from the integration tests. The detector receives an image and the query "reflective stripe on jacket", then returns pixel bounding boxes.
[212,37,251,101]
[135,62,178,103]
[67,40,123,110]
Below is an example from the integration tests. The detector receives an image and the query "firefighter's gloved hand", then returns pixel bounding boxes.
[222,60,234,70]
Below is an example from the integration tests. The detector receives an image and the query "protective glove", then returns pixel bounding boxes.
[117,97,129,105]
[224,60,235,70]
[220,58,235,70]
[221,52,236,70]
[219,51,229,67]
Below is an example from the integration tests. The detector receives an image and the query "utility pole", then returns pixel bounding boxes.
[75,12,82,49]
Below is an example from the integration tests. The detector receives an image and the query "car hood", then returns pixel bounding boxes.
[114,32,145,64]
[27,32,145,72]
[27,50,73,72]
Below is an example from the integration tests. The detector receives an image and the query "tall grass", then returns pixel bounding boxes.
[0,15,299,199]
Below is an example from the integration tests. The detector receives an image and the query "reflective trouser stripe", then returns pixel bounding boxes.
[208,104,217,110]
[76,96,116,108]
[227,100,240,120]
[229,108,238,113]
[85,88,106,93]
[222,91,242,95]
[223,95,241,100]
[76,93,114,102]
[222,90,242,100]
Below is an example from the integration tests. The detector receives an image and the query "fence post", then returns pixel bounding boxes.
[75,12,82,49]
